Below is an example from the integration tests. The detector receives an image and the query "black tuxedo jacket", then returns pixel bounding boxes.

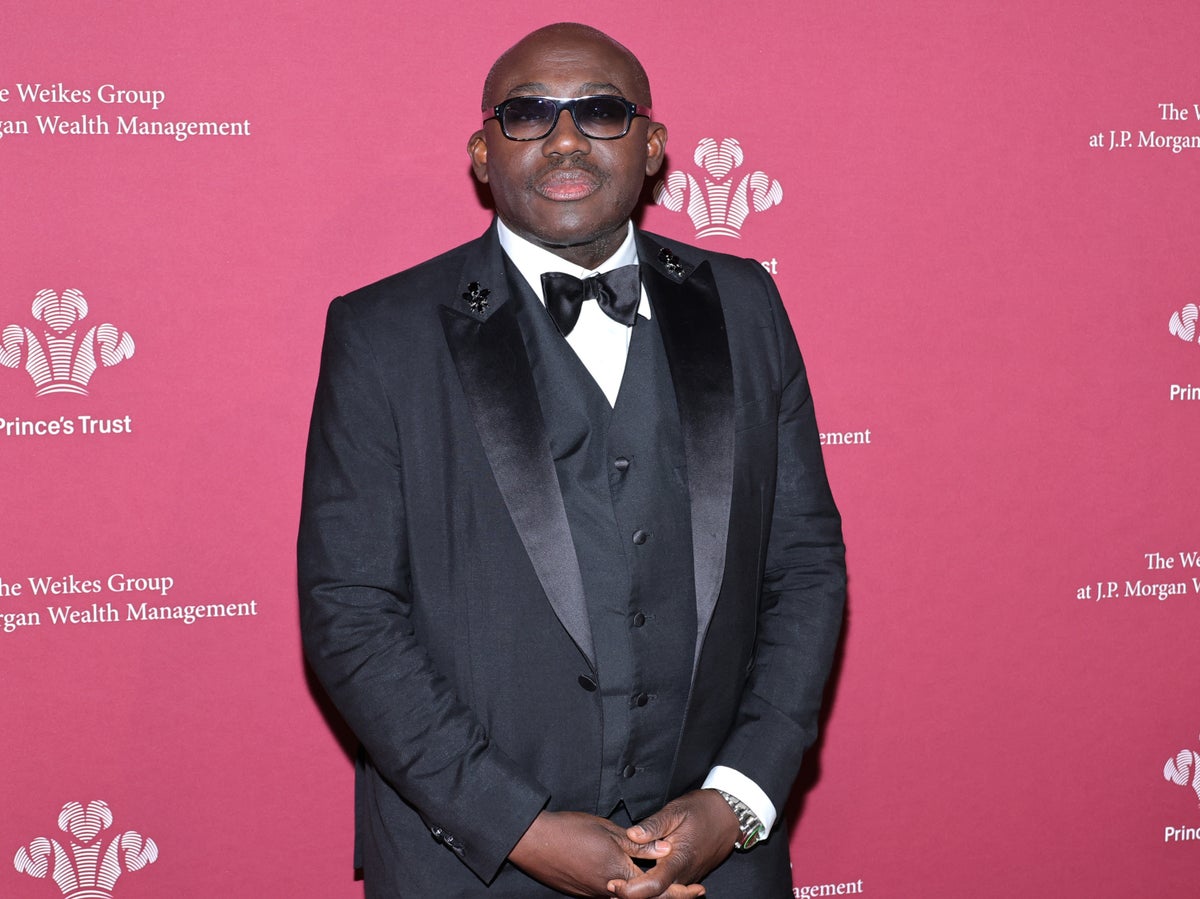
[298,223,845,896]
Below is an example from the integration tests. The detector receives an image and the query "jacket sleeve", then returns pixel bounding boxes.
[712,262,847,814]
[297,297,549,883]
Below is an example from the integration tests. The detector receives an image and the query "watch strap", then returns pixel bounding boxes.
[714,789,765,850]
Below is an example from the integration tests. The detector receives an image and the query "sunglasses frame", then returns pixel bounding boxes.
[484,95,652,141]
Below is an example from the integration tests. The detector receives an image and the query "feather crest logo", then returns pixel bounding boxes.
[1169,303,1199,344]
[1164,738,1200,808]
[13,801,158,898]
[1,290,135,396]
[654,138,783,238]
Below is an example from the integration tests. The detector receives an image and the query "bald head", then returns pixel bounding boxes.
[481,23,652,110]
[468,21,666,268]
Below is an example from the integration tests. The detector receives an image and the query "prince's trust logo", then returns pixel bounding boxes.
[1169,302,1199,345]
[1,290,134,396]
[1164,740,1200,807]
[13,800,158,897]
[1162,734,1200,843]
[654,138,783,238]
[1166,302,1200,402]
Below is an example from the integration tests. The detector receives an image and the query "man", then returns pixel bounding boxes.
[299,22,845,898]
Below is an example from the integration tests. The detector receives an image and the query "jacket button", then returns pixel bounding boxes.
[632,611,646,628]
[632,529,648,545]
[622,764,637,778]
[578,674,598,691]
[633,692,649,708]
[614,456,630,472]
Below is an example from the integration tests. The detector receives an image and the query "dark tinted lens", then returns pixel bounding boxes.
[500,97,557,139]
[574,97,630,138]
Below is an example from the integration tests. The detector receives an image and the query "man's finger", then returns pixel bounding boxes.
[595,817,672,858]
[624,838,672,859]
[608,854,689,899]
[651,884,707,899]
[607,876,704,899]
[627,809,684,844]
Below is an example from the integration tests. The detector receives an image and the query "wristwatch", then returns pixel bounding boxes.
[714,789,765,850]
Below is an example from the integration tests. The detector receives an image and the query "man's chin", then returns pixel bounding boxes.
[531,219,629,250]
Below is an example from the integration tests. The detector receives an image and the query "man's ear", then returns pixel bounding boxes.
[468,130,489,183]
[644,122,668,177]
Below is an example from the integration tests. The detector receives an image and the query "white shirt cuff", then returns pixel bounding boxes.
[702,765,777,838]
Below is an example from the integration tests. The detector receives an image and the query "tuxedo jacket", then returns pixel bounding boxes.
[298,223,845,897]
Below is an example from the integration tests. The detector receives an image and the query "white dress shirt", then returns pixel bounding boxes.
[496,218,778,839]
[497,218,649,407]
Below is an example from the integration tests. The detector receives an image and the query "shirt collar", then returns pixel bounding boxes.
[496,218,641,307]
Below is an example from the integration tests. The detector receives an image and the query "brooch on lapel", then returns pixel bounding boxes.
[462,281,490,314]
[658,248,687,279]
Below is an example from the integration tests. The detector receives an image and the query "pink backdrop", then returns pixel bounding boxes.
[3,2,1198,896]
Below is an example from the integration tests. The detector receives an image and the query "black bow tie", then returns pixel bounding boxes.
[540,265,641,337]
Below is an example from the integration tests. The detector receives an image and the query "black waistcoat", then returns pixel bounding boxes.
[507,265,698,820]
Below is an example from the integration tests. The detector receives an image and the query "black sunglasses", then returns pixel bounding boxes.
[484,95,652,141]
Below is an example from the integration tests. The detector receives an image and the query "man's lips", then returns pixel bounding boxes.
[534,167,602,201]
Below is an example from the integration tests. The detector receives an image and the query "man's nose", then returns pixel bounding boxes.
[543,108,591,155]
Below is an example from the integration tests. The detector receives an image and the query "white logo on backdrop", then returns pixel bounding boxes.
[1168,303,1199,344]
[1,290,135,396]
[654,138,783,238]
[1164,740,1200,807]
[13,800,157,898]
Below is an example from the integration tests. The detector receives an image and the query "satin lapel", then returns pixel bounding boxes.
[639,237,735,669]
[438,234,594,667]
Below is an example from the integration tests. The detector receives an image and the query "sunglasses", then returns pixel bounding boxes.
[484,95,652,141]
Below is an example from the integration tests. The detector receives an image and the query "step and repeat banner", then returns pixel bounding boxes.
[2,2,1196,896]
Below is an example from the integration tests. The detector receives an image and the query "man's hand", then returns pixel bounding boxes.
[607,790,742,899]
[509,810,702,898]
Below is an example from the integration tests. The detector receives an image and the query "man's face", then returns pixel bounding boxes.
[468,29,667,268]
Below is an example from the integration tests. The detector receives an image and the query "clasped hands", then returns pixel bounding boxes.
[509,789,741,898]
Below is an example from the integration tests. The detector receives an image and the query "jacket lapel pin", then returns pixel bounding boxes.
[463,281,491,314]
[658,248,687,279]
